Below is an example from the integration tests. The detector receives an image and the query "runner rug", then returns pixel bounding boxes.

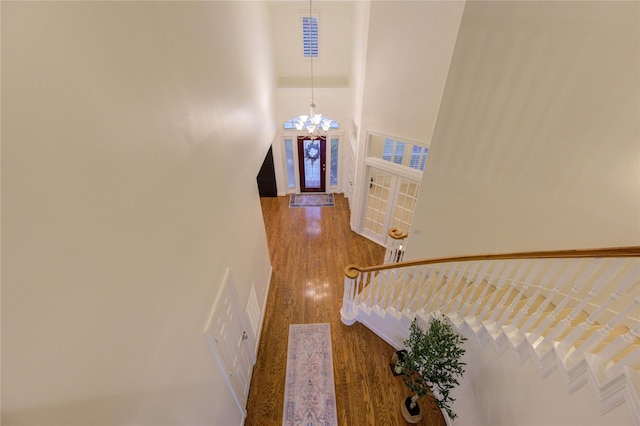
[283,323,338,426]
[289,194,335,208]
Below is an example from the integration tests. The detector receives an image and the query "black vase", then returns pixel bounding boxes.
[400,395,422,423]
[404,396,421,416]
[390,349,407,376]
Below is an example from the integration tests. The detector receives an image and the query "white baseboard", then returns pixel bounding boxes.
[255,266,273,351]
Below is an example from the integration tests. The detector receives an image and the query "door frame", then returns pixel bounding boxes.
[297,136,327,192]
[359,157,422,246]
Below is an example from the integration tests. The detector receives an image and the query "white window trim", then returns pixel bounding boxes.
[281,130,344,194]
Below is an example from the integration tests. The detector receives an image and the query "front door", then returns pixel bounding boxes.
[297,136,326,192]
[204,269,256,419]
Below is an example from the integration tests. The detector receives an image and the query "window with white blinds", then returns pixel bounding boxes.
[369,135,429,171]
[303,16,319,57]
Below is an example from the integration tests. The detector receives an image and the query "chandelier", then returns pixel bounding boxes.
[295,0,331,140]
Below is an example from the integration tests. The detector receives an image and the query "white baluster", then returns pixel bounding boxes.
[394,267,411,311]
[604,334,640,377]
[568,295,640,364]
[434,262,457,312]
[384,239,398,264]
[396,241,406,263]
[385,227,407,264]
[356,272,369,305]
[560,259,634,349]
[443,262,471,314]
[461,261,492,317]
[382,269,394,309]
[547,259,625,347]
[529,260,582,339]
[425,264,446,313]
[506,260,549,331]
[467,261,500,319]
[409,264,429,312]
[372,270,382,307]
[544,259,604,342]
[497,260,535,327]
[375,270,389,308]
[384,269,398,310]
[520,259,565,332]
[410,266,425,311]
[451,260,481,314]
[369,271,384,307]
[478,261,511,322]
[497,261,542,329]
[595,324,640,371]
[367,271,374,306]
[402,266,418,312]
[487,261,520,325]
[416,265,438,313]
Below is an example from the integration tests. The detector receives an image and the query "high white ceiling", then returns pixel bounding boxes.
[270,1,354,88]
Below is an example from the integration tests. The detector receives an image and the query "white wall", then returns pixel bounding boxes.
[408,1,640,259]
[452,327,632,426]
[345,1,372,204]
[348,0,371,134]
[405,1,639,424]
[358,1,465,144]
[1,2,276,425]
[350,0,465,231]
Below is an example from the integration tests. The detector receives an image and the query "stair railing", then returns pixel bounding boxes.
[383,227,408,264]
[341,246,640,380]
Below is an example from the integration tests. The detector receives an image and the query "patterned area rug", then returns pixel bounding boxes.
[289,194,335,208]
[283,323,338,426]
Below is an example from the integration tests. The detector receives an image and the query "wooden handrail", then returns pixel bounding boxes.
[345,246,640,278]
[388,227,408,240]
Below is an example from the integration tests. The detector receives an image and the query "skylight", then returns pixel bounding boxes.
[303,16,319,57]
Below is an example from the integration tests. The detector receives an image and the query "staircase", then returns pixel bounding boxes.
[341,246,640,424]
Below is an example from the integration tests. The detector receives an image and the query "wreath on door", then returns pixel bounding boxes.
[304,141,320,167]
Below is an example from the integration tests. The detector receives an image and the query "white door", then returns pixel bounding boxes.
[361,166,421,245]
[204,269,256,417]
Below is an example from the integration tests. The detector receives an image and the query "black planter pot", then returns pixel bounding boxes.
[400,396,422,423]
[390,349,407,376]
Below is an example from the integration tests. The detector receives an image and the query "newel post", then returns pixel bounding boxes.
[385,227,409,264]
[341,265,360,325]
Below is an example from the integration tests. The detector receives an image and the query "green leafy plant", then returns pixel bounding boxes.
[396,315,467,420]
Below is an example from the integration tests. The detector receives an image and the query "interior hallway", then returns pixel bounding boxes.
[245,194,446,425]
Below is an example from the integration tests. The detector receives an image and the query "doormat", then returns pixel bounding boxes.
[283,323,338,426]
[289,194,335,208]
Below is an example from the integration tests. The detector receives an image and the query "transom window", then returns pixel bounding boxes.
[370,135,429,171]
[283,117,338,130]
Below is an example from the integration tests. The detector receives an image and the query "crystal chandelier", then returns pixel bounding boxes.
[295,102,331,140]
[295,0,331,140]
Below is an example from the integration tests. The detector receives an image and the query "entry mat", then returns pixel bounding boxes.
[289,193,335,208]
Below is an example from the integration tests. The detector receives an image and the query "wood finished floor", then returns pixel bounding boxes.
[245,194,446,426]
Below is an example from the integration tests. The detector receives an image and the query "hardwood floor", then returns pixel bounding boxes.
[245,194,446,426]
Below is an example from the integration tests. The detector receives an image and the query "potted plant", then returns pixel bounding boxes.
[390,349,407,376]
[396,314,467,423]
